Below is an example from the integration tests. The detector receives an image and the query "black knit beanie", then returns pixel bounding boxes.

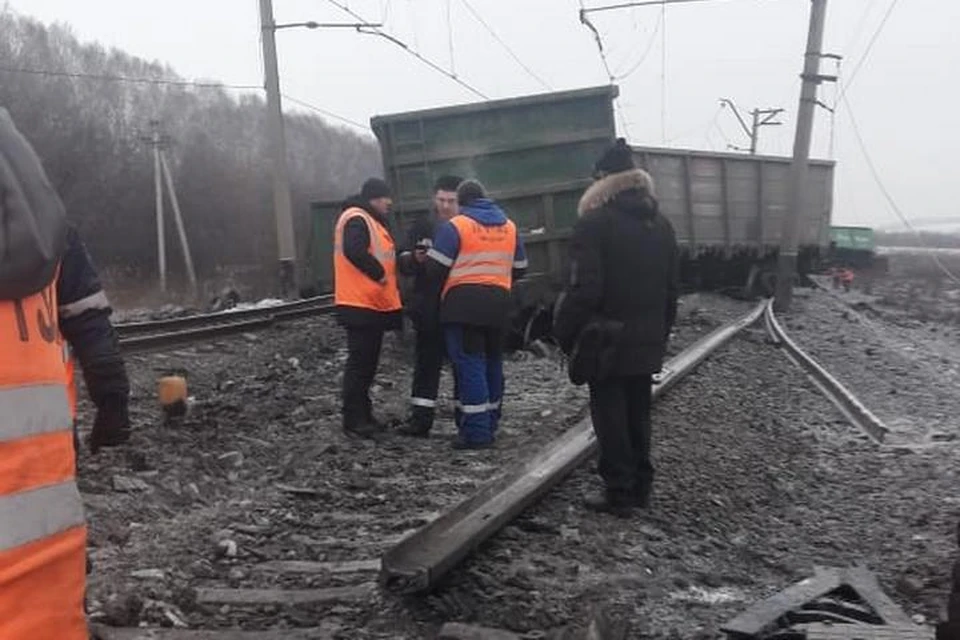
[361,177,391,200]
[594,138,634,177]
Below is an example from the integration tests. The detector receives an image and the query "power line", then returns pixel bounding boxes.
[445,0,456,77]
[325,0,488,99]
[281,93,370,131]
[613,8,663,80]
[458,0,552,91]
[0,62,369,132]
[0,64,263,91]
[660,1,667,143]
[842,0,879,55]
[579,0,631,137]
[838,0,900,101]
[841,94,960,285]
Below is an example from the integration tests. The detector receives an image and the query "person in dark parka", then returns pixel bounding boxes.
[396,175,462,437]
[553,138,679,517]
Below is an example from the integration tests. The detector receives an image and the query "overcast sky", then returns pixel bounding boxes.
[5,0,958,229]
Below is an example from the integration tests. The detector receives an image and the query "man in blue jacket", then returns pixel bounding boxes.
[422,180,527,449]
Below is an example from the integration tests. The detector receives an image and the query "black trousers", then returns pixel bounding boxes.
[409,327,446,429]
[588,374,654,499]
[342,326,384,428]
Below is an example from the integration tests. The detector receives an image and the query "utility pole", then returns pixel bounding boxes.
[159,150,198,295]
[774,0,833,312]
[258,0,297,298]
[149,120,167,293]
[143,121,198,297]
[719,99,784,155]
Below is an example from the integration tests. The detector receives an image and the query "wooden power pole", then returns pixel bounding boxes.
[774,0,833,312]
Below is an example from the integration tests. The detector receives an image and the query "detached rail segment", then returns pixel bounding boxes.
[763,299,888,443]
[380,301,767,593]
[116,296,334,354]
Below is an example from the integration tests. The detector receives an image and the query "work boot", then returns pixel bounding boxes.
[343,420,384,442]
[451,438,495,451]
[397,418,431,438]
[584,491,633,518]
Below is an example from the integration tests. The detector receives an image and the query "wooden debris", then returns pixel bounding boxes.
[721,567,843,636]
[437,622,522,640]
[113,475,152,493]
[92,625,336,640]
[803,622,934,640]
[256,559,380,575]
[196,583,375,606]
[844,564,914,626]
[275,483,324,496]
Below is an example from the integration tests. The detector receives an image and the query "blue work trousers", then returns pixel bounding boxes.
[444,325,505,445]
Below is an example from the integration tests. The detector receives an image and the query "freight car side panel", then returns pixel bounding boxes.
[634,146,833,254]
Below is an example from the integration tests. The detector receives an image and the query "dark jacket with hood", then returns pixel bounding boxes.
[397,211,443,328]
[553,168,679,376]
[422,198,527,330]
[336,195,403,330]
[0,106,129,446]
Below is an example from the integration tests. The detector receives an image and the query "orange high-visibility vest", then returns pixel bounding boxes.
[441,215,518,299]
[0,274,88,640]
[333,207,402,312]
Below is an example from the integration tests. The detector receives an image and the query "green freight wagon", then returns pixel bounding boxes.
[307,85,835,306]
[830,226,875,252]
[827,225,884,270]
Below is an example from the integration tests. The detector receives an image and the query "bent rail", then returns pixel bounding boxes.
[764,299,888,443]
[380,300,767,594]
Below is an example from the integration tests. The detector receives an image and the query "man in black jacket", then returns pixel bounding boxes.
[335,178,403,440]
[554,139,679,517]
[396,175,462,437]
[59,225,131,455]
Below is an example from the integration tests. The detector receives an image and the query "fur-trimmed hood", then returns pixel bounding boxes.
[577,168,656,217]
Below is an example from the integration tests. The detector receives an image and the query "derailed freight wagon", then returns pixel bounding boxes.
[307,86,834,321]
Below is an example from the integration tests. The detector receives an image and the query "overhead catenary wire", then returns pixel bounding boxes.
[841,94,960,285]
[660,0,667,143]
[458,0,552,91]
[325,0,488,99]
[281,94,370,131]
[0,64,263,91]
[0,62,369,132]
[579,0,631,138]
[445,0,456,76]
[838,0,901,101]
[613,8,663,80]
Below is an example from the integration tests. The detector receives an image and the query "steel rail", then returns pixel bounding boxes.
[763,299,888,443]
[115,295,333,337]
[119,298,335,354]
[379,300,767,594]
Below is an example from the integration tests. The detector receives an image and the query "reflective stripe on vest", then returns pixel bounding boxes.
[0,272,88,640]
[333,208,402,312]
[441,215,517,299]
[0,384,72,443]
[0,481,85,552]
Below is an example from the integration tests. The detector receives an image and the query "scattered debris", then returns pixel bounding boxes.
[438,622,522,640]
[130,568,166,581]
[195,583,376,606]
[217,451,244,468]
[255,559,380,575]
[722,566,912,638]
[113,475,152,493]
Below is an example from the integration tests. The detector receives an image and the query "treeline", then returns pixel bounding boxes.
[0,10,380,288]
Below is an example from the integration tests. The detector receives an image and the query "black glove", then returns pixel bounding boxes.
[88,394,131,454]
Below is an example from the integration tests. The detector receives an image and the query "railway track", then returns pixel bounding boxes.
[87,292,913,639]
[89,300,768,639]
[115,295,334,353]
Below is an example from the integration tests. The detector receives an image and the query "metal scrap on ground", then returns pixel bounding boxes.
[722,565,916,639]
